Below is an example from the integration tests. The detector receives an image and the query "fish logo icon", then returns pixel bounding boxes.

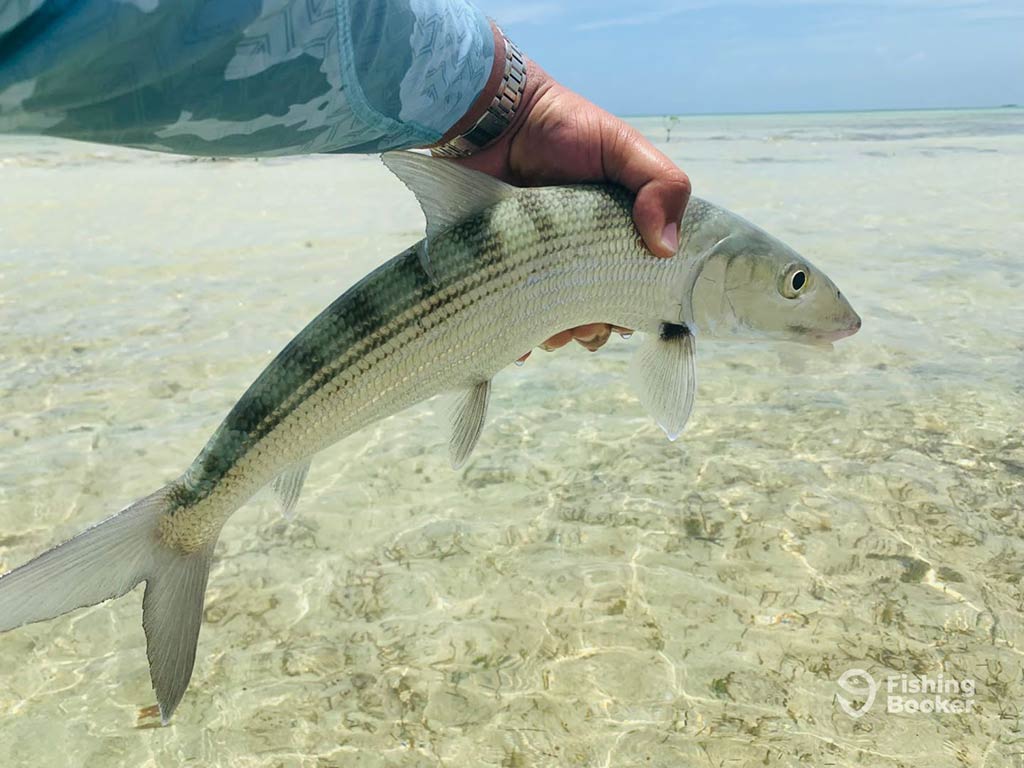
[836,668,878,718]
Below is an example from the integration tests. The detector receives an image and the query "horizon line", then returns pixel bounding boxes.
[619,104,1022,119]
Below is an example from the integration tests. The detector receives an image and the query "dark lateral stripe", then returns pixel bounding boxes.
[187,231,504,497]
[252,187,632,431]
[185,186,637,502]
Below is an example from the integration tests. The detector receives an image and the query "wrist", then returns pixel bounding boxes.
[435,22,505,145]
[499,60,552,150]
[430,22,530,157]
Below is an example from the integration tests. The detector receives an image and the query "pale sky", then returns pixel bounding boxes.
[476,0,1024,115]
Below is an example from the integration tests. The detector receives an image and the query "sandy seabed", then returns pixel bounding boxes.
[0,109,1022,766]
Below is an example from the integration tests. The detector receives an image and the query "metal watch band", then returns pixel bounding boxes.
[431,32,527,158]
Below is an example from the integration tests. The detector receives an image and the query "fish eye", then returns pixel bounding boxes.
[780,265,810,299]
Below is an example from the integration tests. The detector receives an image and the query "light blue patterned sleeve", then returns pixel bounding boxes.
[0,0,494,155]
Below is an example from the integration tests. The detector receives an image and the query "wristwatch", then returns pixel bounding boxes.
[431,30,527,158]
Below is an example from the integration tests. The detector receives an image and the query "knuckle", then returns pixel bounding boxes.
[675,172,692,198]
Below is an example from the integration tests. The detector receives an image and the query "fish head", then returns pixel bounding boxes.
[689,227,861,345]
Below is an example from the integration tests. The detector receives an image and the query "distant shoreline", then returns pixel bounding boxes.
[622,105,1022,119]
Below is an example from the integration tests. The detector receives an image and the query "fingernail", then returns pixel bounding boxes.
[661,222,680,254]
[514,359,525,367]
[540,343,555,352]
[619,332,633,339]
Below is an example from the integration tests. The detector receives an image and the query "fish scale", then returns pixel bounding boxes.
[0,151,860,722]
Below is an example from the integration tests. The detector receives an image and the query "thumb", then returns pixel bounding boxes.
[633,175,691,258]
[602,129,691,259]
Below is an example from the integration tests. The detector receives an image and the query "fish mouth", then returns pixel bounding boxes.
[790,314,861,346]
[813,315,862,343]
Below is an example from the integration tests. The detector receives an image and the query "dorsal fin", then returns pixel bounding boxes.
[382,151,516,240]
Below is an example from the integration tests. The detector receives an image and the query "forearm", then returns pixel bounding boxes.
[0,0,495,155]
[340,0,495,150]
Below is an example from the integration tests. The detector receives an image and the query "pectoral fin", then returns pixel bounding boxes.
[630,323,697,441]
[449,381,491,469]
[272,459,311,519]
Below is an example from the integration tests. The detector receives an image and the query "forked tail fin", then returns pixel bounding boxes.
[0,485,215,723]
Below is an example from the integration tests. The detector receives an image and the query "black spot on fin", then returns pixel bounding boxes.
[659,322,692,341]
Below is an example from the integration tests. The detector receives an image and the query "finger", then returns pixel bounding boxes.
[573,324,611,352]
[601,125,691,259]
[540,329,573,351]
[571,323,607,341]
[633,177,690,258]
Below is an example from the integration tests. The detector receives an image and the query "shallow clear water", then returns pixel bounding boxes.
[0,109,1022,766]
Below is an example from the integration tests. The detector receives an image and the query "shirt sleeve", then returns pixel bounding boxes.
[0,0,494,155]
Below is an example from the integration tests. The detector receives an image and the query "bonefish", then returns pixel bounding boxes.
[0,152,861,722]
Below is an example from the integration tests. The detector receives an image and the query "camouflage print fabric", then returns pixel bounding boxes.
[0,0,493,155]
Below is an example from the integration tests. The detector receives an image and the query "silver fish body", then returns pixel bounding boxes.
[0,152,860,722]
[170,184,694,551]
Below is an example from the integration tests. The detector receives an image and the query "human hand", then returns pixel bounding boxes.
[436,31,691,359]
